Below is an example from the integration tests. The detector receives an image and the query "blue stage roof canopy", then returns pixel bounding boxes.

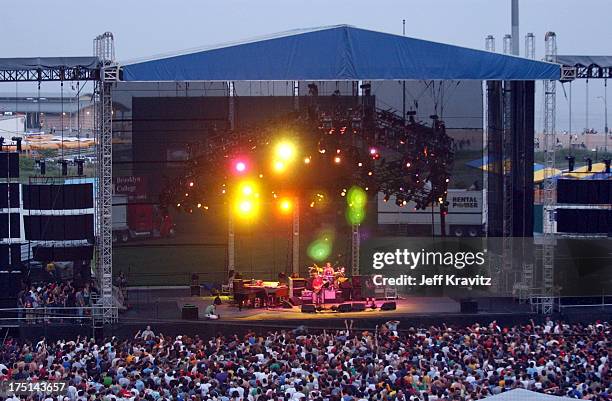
[121,25,560,82]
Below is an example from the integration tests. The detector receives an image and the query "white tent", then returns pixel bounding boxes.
[484,389,576,401]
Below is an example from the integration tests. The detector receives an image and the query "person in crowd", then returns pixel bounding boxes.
[139,325,155,340]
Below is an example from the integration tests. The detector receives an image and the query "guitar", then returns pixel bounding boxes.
[312,276,324,293]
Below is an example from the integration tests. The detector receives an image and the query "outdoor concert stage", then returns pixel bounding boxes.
[176,296,461,322]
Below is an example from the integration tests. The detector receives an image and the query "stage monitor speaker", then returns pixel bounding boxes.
[24,214,94,240]
[380,301,397,311]
[0,245,8,269]
[0,152,19,178]
[9,244,21,270]
[460,299,478,313]
[557,179,612,205]
[301,303,316,313]
[181,304,199,320]
[289,296,302,306]
[351,303,366,312]
[289,277,306,297]
[0,183,20,209]
[0,213,20,238]
[351,287,364,301]
[190,285,201,296]
[557,209,611,234]
[22,183,94,210]
[351,275,365,287]
[337,303,352,313]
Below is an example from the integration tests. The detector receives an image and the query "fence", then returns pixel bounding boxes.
[529,295,612,313]
[0,306,118,326]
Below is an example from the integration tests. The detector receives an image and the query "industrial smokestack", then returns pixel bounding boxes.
[511,0,519,55]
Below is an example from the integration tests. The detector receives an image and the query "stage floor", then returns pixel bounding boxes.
[174,296,461,322]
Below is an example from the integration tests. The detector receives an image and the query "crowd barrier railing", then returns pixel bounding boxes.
[0,306,119,326]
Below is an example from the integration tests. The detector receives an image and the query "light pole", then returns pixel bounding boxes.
[597,93,608,153]
[605,78,609,153]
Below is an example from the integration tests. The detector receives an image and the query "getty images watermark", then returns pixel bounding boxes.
[371,248,493,287]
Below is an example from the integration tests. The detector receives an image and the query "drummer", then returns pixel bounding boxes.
[323,262,335,279]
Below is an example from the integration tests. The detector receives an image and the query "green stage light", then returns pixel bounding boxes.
[307,239,332,262]
[346,206,366,225]
[347,186,367,208]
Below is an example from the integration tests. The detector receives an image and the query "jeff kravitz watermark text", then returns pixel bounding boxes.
[373,274,492,286]
[370,248,492,287]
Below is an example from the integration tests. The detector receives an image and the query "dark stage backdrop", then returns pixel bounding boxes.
[112,81,485,287]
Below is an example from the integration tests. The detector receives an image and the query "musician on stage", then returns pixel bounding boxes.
[312,273,325,305]
[323,262,335,278]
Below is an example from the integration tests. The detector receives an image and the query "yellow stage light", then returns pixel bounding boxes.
[273,160,286,172]
[275,140,296,162]
[233,180,261,221]
[278,197,294,215]
[242,185,253,196]
[239,200,253,213]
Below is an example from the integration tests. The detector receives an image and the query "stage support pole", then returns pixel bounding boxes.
[292,198,300,275]
[228,81,235,130]
[228,208,235,273]
[351,224,360,276]
[293,81,299,112]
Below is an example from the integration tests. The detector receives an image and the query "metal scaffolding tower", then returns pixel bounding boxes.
[519,32,536,300]
[485,35,496,52]
[541,31,558,314]
[501,81,513,294]
[499,34,514,294]
[525,33,536,60]
[93,32,118,324]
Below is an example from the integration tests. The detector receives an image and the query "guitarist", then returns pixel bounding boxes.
[312,273,325,305]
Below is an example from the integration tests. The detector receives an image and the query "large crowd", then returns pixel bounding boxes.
[15,281,96,322]
[0,319,609,401]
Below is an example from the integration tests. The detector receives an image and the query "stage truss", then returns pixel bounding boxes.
[540,32,558,315]
[0,39,117,325]
[94,33,118,325]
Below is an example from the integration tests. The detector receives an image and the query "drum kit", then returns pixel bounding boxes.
[308,262,348,294]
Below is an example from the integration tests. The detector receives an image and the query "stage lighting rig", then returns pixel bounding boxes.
[74,158,85,176]
[11,137,22,152]
[58,159,68,176]
[160,103,453,219]
[35,159,46,175]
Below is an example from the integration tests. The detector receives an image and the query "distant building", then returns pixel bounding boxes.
[0,92,96,137]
